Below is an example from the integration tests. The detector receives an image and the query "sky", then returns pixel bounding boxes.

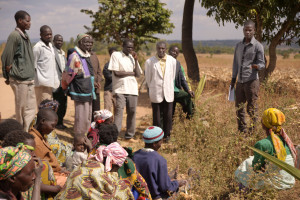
[0,0,244,42]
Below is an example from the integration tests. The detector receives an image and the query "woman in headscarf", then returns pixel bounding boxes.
[0,143,43,200]
[235,108,297,190]
[54,142,134,200]
[88,123,152,200]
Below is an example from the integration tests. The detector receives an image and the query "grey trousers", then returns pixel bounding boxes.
[235,79,259,133]
[114,93,137,139]
[10,79,36,131]
[74,100,92,135]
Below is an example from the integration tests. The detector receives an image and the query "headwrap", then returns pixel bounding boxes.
[76,33,90,44]
[262,108,297,164]
[89,142,128,172]
[0,143,34,180]
[88,110,113,148]
[143,126,164,144]
[93,109,113,122]
[38,100,59,111]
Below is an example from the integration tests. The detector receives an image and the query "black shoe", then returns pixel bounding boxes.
[56,124,67,130]
[164,136,170,143]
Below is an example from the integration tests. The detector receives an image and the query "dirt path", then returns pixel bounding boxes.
[0,76,152,145]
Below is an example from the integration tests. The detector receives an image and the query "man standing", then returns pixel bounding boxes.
[67,34,95,135]
[86,37,102,116]
[1,10,36,131]
[33,25,59,106]
[52,34,67,129]
[230,20,265,134]
[103,47,117,112]
[145,41,176,142]
[169,45,194,119]
[108,39,142,142]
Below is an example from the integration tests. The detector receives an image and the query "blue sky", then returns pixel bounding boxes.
[0,0,244,42]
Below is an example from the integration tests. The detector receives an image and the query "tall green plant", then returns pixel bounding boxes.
[248,146,300,180]
[194,74,206,102]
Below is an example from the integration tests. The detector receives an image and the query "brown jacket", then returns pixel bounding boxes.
[90,52,102,93]
[29,127,61,172]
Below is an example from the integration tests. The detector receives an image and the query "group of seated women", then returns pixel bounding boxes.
[0,105,298,199]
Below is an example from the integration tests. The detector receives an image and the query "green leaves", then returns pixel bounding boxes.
[194,74,206,102]
[81,0,174,50]
[248,145,300,180]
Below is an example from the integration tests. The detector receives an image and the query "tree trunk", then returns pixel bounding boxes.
[182,0,200,82]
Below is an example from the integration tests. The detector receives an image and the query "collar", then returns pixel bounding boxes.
[75,46,90,57]
[141,148,155,152]
[243,36,256,45]
[30,127,44,140]
[54,46,65,55]
[121,51,134,59]
[39,40,54,49]
[156,54,167,61]
[15,27,28,40]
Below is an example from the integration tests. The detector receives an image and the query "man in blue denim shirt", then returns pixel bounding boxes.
[230,20,265,134]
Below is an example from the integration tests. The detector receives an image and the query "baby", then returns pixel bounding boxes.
[65,134,92,171]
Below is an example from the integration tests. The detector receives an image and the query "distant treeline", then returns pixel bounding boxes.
[1,39,299,58]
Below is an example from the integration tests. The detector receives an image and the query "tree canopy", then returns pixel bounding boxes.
[81,0,174,50]
[200,0,300,79]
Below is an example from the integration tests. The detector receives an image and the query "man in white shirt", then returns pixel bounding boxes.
[108,39,142,142]
[33,25,59,106]
[52,34,67,130]
[145,41,176,142]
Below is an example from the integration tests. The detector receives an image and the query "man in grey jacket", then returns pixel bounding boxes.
[230,20,265,134]
[1,10,36,131]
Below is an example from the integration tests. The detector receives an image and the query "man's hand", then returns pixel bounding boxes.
[33,157,44,177]
[5,65,12,73]
[94,82,100,88]
[131,51,138,60]
[251,64,259,70]
[177,179,188,187]
[188,90,195,98]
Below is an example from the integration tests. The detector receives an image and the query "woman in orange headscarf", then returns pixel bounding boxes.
[235,108,297,190]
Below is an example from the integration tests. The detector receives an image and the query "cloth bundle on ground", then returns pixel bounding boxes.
[235,108,296,190]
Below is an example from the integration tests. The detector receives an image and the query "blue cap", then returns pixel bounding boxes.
[143,126,164,143]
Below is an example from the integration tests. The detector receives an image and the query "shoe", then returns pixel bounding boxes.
[56,124,67,130]
[125,138,139,143]
[164,136,170,143]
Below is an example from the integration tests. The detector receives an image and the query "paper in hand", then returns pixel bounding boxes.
[228,85,235,102]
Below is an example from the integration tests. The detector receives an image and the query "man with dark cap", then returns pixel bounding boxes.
[66,34,95,135]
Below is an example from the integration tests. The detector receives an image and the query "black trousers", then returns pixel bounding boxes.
[152,99,173,138]
[92,93,100,121]
[53,87,67,125]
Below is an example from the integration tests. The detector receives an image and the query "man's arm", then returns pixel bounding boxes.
[230,44,239,88]
[252,43,265,70]
[131,51,141,78]
[1,33,19,81]
[33,43,41,70]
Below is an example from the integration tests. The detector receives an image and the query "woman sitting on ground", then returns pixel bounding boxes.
[235,108,297,190]
[0,143,42,200]
[2,130,62,199]
[55,142,134,199]
[87,123,151,200]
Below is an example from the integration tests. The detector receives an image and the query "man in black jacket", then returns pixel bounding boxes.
[169,46,194,119]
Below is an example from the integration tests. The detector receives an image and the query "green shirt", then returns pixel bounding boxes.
[1,30,35,81]
[252,135,291,170]
[174,66,188,92]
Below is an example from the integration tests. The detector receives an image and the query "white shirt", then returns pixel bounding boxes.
[33,40,59,89]
[108,51,142,96]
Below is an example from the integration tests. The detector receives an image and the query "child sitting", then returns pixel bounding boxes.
[65,134,92,171]
[88,109,115,148]
[133,126,187,199]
